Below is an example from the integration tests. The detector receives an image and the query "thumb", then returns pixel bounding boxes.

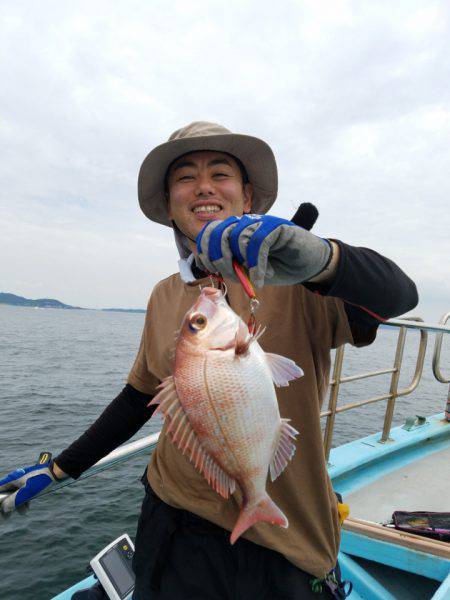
[1,489,21,514]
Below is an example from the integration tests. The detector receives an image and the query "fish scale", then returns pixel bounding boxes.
[204,350,278,480]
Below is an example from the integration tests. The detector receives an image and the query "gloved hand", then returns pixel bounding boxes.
[196,214,332,288]
[0,452,60,515]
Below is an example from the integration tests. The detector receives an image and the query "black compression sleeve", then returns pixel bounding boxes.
[304,240,419,331]
[54,384,155,479]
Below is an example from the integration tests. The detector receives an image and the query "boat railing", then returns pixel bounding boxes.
[1,313,450,506]
[432,311,450,384]
[322,313,450,461]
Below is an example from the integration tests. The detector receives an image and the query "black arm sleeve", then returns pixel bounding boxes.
[54,384,155,479]
[303,240,419,342]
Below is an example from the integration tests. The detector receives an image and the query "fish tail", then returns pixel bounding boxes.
[230,494,288,545]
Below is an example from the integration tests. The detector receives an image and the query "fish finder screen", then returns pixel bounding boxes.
[99,547,134,598]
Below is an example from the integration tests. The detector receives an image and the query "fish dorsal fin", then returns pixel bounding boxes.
[148,376,237,499]
[265,353,304,387]
[269,418,299,482]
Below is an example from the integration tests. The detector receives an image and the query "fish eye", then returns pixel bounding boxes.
[189,313,207,332]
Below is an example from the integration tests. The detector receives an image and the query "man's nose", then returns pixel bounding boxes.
[195,174,215,196]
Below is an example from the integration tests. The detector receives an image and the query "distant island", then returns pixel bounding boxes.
[0,292,146,313]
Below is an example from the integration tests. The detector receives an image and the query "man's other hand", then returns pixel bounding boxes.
[0,455,62,515]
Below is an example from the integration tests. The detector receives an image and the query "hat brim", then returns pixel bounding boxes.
[138,133,278,226]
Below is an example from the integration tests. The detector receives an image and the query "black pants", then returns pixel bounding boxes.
[132,478,335,600]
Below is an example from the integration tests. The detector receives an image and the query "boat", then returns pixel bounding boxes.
[2,312,449,599]
[328,313,450,599]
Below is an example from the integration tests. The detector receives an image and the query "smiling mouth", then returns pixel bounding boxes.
[192,204,223,214]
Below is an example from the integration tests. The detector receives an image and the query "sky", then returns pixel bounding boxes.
[1,0,449,320]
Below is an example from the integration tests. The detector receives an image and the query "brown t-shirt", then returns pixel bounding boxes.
[128,273,358,578]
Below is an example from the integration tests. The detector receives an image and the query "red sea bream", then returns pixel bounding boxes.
[149,287,303,543]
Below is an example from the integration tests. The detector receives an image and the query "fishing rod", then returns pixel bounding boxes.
[0,433,160,506]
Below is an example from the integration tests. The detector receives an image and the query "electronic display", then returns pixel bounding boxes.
[99,546,134,598]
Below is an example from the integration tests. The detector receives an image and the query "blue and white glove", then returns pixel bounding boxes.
[0,452,60,515]
[196,214,332,288]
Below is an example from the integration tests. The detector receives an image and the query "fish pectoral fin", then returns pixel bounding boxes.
[265,352,303,387]
[269,419,299,482]
[234,320,251,355]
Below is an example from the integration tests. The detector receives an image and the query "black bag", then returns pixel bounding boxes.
[391,511,450,542]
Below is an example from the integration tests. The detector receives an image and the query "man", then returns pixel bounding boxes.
[0,122,418,599]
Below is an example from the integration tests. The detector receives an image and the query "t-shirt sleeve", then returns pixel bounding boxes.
[324,296,353,349]
[324,296,377,349]
[127,298,160,395]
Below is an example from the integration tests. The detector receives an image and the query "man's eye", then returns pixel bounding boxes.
[213,172,229,178]
[179,175,194,181]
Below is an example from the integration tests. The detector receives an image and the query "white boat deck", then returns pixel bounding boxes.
[346,445,450,523]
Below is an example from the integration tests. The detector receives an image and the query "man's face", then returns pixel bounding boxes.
[166,150,253,248]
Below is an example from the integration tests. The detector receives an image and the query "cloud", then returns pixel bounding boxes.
[1,0,449,318]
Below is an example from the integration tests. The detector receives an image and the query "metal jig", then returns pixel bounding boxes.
[232,260,260,335]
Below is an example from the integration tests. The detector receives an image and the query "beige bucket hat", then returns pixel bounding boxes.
[138,121,278,226]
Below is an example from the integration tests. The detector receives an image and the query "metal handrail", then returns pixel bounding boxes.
[381,317,428,441]
[330,367,395,385]
[323,313,450,459]
[384,318,450,335]
[322,316,430,460]
[432,311,450,384]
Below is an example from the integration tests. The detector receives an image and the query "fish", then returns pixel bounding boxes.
[149,286,303,544]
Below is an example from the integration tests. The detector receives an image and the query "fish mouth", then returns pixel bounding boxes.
[201,287,222,299]
[199,286,228,304]
[191,287,223,319]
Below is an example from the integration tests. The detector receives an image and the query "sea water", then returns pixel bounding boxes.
[0,305,448,599]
